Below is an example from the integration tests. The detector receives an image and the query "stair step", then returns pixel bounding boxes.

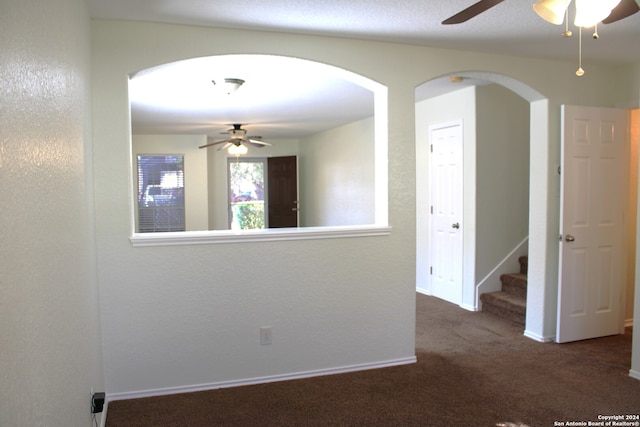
[500,272,527,299]
[480,291,526,326]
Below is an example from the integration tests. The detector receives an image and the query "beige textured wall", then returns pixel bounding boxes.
[301,117,375,227]
[475,84,530,283]
[0,0,104,425]
[92,19,639,398]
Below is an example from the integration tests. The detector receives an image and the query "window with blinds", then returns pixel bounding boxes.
[137,155,185,233]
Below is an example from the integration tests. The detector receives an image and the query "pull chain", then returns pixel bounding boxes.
[562,7,572,37]
[576,27,584,77]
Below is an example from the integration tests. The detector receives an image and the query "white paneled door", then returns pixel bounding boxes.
[429,122,463,305]
[557,105,628,343]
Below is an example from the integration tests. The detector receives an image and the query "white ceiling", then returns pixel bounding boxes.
[90,0,640,140]
[128,55,376,140]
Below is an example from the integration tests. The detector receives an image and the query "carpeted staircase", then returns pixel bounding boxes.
[480,256,527,326]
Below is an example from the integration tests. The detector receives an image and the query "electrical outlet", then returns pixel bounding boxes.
[260,326,272,345]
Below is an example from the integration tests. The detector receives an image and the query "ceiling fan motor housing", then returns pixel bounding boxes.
[229,127,247,139]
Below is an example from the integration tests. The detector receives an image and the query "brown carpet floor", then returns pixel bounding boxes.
[106,294,639,426]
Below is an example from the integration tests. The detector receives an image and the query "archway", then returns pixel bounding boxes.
[415,71,550,340]
[127,54,390,245]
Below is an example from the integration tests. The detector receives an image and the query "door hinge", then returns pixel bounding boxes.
[430,144,433,153]
[430,266,433,275]
[430,205,433,214]
[557,165,561,175]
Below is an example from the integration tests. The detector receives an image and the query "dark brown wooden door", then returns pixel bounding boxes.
[267,156,298,228]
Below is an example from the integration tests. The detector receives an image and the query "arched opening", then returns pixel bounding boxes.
[415,71,549,338]
[127,54,389,245]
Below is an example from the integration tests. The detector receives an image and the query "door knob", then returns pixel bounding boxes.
[565,234,575,242]
[452,223,460,229]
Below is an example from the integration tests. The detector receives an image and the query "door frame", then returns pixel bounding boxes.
[427,121,464,305]
[416,103,476,311]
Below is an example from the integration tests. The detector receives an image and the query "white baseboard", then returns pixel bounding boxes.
[523,329,555,343]
[107,356,417,402]
[416,287,430,296]
[460,303,477,312]
[629,369,640,381]
[416,289,476,312]
[625,318,634,328]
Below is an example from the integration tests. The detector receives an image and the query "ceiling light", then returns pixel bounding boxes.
[449,76,464,83]
[533,0,571,24]
[228,144,248,156]
[533,0,621,26]
[533,0,621,76]
[574,0,621,27]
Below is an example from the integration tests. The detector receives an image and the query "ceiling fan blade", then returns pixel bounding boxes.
[247,138,272,148]
[602,0,639,24]
[216,142,233,151]
[198,139,231,149]
[442,0,506,25]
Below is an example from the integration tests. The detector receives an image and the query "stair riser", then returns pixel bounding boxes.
[480,290,526,327]
[480,294,526,315]
[500,275,527,299]
[482,304,525,326]
[480,256,528,326]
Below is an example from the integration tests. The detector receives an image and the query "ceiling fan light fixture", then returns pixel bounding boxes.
[533,0,572,25]
[229,127,247,139]
[574,0,622,27]
[228,143,248,156]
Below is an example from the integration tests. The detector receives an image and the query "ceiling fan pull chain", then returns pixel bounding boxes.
[562,7,572,37]
[576,26,585,76]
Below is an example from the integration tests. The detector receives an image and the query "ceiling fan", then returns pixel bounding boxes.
[198,124,273,151]
[441,0,639,25]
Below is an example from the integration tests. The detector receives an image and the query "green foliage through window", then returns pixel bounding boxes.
[232,202,265,230]
[229,159,266,230]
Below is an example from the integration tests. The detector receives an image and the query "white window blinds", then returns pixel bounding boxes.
[137,155,185,233]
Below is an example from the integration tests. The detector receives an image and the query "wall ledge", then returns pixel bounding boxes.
[131,224,391,247]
